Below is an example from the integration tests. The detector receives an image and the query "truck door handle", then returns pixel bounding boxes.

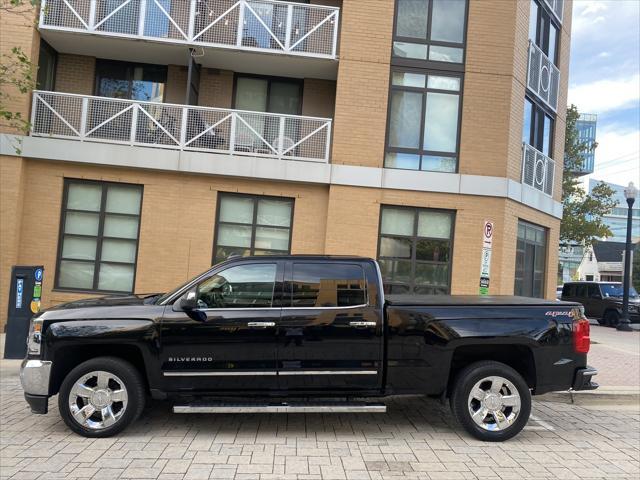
[247,322,275,328]
[349,321,377,327]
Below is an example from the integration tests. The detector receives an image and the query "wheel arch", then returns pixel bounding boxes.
[447,344,536,397]
[49,344,149,395]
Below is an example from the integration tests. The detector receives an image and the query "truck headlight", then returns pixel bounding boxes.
[27,317,43,356]
[630,305,639,313]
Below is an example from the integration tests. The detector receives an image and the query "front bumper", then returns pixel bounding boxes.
[20,359,52,414]
[572,366,598,391]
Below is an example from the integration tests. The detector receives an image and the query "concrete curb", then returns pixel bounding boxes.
[537,387,640,406]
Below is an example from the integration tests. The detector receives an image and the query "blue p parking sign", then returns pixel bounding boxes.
[34,268,43,282]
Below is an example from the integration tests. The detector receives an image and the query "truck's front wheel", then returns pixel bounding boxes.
[450,361,531,442]
[58,357,146,438]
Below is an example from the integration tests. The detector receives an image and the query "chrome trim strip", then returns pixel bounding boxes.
[163,370,378,377]
[173,403,387,413]
[20,359,52,396]
[279,370,378,376]
[163,371,277,377]
[349,321,377,327]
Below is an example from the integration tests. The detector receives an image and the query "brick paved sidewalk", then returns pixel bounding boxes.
[587,325,640,388]
[1,371,639,480]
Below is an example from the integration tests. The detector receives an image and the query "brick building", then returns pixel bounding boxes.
[0,0,571,329]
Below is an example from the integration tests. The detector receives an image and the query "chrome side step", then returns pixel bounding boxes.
[173,401,387,414]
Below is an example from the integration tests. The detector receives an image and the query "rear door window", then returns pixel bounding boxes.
[561,284,573,297]
[289,263,367,308]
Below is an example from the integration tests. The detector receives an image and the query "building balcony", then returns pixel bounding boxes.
[30,90,332,163]
[522,143,554,196]
[526,41,560,112]
[39,0,340,79]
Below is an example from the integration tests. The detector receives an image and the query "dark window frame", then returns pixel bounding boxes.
[530,0,561,66]
[54,178,144,294]
[523,94,555,156]
[384,67,464,173]
[36,39,58,91]
[212,192,295,265]
[231,73,304,115]
[376,204,456,295]
[94,59,168,102]
[514,219,548,298]
[391,0,470,72]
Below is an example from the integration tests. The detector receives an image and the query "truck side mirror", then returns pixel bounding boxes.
[173,288,197,312]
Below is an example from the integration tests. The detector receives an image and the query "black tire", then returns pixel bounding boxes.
[603,310,619,327]
[58,357,146,438]
[450,360,531,442]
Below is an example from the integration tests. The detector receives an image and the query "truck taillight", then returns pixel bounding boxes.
[573,309,590,354]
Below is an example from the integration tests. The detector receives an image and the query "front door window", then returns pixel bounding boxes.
[196,264,277,309]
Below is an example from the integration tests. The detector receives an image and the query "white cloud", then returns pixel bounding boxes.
[568,74,640,114]
[587,128,640,187]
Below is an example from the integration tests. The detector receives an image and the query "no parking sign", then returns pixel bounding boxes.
[479,220,493,295]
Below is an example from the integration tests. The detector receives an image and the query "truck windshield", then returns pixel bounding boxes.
[600,283,639,298]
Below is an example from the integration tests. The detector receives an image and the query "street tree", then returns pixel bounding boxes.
[560,105,617,247]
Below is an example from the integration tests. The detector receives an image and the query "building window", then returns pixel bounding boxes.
[529,0,560,65]
[523,97,554,156]
[233,74,303,115]
[213,193,294,264]
[56,180,143,293]
[95,60,167,102]
[378,205,455,295]
[514,220,547,298]
[385,69,462,172]
[392,0,467,66]
[36,40,57,91]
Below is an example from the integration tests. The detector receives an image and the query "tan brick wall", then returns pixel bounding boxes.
[0,3,39,133]
[198,69,234,109]
[323,184,560,298]
[302,79,337,119]
[55,55,96,95]
[6,159,328,319]
[164,64,187,104]
[0,156,27,329]
[330,0,394,168]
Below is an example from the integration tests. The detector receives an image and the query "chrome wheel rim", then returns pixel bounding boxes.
[468,376,521,431]
[68,371,128,430]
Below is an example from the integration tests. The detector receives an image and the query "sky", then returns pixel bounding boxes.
[568,0,640,190]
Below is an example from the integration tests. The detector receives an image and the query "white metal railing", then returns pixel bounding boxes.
[31,91,332,163]
[543,0,564,23]
[526,41,560,112]
[39,0,340,59]
[522,143,554,196]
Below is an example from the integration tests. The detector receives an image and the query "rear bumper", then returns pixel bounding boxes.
[572,366,598,391]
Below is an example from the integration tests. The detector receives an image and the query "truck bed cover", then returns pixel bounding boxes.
[385,295,579,307]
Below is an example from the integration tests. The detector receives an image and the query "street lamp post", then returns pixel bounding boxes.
[617,181,638,332]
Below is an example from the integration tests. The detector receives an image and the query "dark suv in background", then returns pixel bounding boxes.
[561,281,640,326]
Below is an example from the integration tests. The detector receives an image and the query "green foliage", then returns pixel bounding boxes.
[0,47,35,133]
[560,105,617,247]
[0,0,40,138]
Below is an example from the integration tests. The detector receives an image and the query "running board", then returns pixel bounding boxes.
[173,401,387,414]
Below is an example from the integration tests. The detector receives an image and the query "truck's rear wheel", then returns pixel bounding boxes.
[450,361,531,442]
[58,357,146,438]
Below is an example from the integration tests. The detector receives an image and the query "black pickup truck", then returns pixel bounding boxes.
[21,255,597,442]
